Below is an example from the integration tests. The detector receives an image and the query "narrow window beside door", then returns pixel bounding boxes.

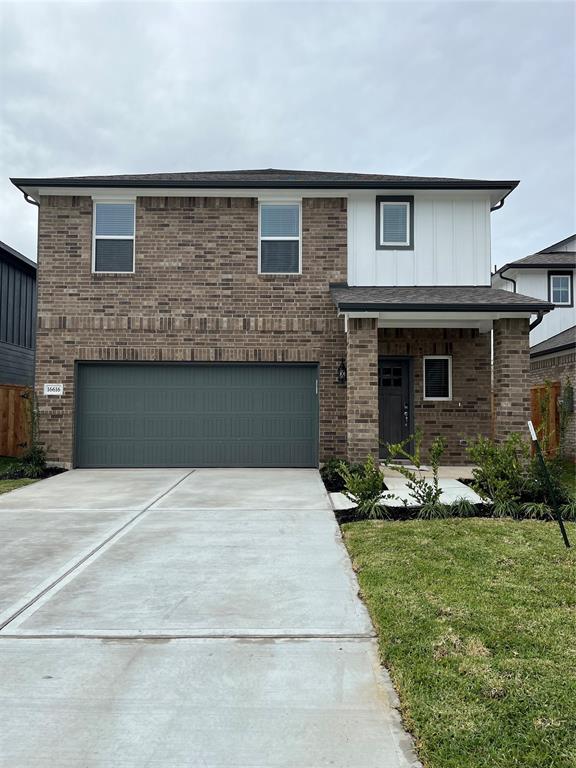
[423,356,452,400]
[259,203,301,274]
[93,201,136,273]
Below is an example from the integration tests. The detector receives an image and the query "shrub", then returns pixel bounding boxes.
[321,458,349,492]
[383,430,447,507]
[338,455,389,519]
[467,433,530,505]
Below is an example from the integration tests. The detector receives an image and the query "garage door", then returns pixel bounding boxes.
[75,363,319,468]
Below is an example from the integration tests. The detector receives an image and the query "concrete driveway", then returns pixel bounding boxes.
[0,469,419,767]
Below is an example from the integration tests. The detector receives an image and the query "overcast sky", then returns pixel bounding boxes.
[0,0,574,268]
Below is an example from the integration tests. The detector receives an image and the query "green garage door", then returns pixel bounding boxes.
[75,363,319,468]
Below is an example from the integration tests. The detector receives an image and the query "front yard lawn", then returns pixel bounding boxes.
[343,519,576,768]
[0,456,38,495]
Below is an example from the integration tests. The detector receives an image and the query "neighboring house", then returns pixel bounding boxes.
[492,235,575,345]
[11,169,551,469]
[493,236,576,458]
[0,240,37,386]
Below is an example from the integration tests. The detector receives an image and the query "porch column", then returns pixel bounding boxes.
[493,317,531,440]
[347,317,379,462]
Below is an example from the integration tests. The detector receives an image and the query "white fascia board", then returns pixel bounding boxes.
[34,186,350,200]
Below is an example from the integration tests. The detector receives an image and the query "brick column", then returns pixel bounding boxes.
[347,317,379,461]
[493,317,531,440]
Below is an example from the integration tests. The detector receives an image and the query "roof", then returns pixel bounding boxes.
[0,239,36,275]
[11,168,519,193]
[530,325,576,358]
[496,234,576,273]
[330,284,552,313]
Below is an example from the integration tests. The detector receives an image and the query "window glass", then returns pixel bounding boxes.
[424,358,451,399]
[94,202,135,272]
[551,275,571,305]
[381,203,409,244]
[261,205,299,237]
[95,203,135,236]
[259,203,300,274]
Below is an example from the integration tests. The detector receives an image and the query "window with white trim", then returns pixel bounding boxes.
[259,203,301,274]
[93,201,135,273]
[423,356,452,400]
[549,272,573,306]
[376,196,413,250]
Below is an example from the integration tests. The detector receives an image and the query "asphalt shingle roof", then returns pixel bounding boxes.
[11,168,519,190]
[330,284,552,312]
[507,251,576,268]
[530,325,576,358]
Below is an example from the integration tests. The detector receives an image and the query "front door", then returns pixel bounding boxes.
[378,358,412,456]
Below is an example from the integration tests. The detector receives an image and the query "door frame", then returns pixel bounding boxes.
[73,360,320,469]
[378,355,414,458]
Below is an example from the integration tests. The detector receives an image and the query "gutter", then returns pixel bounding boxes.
[531,341,576,359]
[335,302,552,313]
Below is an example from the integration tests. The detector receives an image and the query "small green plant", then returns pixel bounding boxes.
[450,497,477,517]
[338,455,389,519]
[417,502,449,520]
[383,430,447,507]
[521,502,553,520]
[468,433,530,505]
[320,458,349,492]
[559,499,576,521]
[492,499,522,519]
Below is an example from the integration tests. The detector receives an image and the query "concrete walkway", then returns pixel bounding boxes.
[0,469,420,767]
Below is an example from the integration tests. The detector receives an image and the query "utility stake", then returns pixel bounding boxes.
[528,421,571,548]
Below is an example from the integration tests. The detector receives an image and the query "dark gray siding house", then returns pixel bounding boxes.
[0,240,37,386]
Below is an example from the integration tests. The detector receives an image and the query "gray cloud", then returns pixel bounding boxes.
[1,0,574,265]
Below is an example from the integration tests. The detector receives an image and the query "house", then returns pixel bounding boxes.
[493,235,575,458]
[11,169,551,469]
[0,240,37,386]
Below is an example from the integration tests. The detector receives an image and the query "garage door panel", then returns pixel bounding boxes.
[75,364,318,468]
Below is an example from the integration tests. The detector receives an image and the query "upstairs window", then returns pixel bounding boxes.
[376,196,414,250]
[259,203,301,274]
[93,201,135,273]
[549,272,573,306]
[423,356,452,400]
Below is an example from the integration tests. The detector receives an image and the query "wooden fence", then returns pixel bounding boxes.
[530,381,561,457]
[0,384,32,458]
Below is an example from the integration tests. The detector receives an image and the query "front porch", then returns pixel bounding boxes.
[331,284,553,464]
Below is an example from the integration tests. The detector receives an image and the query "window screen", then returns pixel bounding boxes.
[424,357,451,399]
[260,204,300,273]
[94,202,135,272]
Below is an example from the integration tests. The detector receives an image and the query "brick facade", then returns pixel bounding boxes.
[529,350,576,460]
[493,317,531,441]
[346,318,379,461]
[35,195,348,466]
[379,327,492,463]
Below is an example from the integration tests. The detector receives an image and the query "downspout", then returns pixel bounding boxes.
[23,192,39,208]
[497,266,517,293]
[529,310,545,332]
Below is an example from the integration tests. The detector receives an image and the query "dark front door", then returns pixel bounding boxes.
[379,358,412,455]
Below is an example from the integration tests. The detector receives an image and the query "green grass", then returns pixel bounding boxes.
[0,455,38,495]
[343,519,576,768]
[559,460,576,497]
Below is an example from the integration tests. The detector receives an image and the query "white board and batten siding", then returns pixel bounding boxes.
[495,269,576,345]
[347,191,492,287]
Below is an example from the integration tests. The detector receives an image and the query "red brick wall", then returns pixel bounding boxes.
[35,195,348,466]
[378,327,492,463]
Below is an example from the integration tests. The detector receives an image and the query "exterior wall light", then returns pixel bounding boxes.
[337,359,347,386]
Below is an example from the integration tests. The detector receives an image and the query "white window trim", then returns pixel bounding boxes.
[92,198,136,274]
[549,274,572,306]
[423,355,452,401]
[258,200,302,275]
[380,201,411,247]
